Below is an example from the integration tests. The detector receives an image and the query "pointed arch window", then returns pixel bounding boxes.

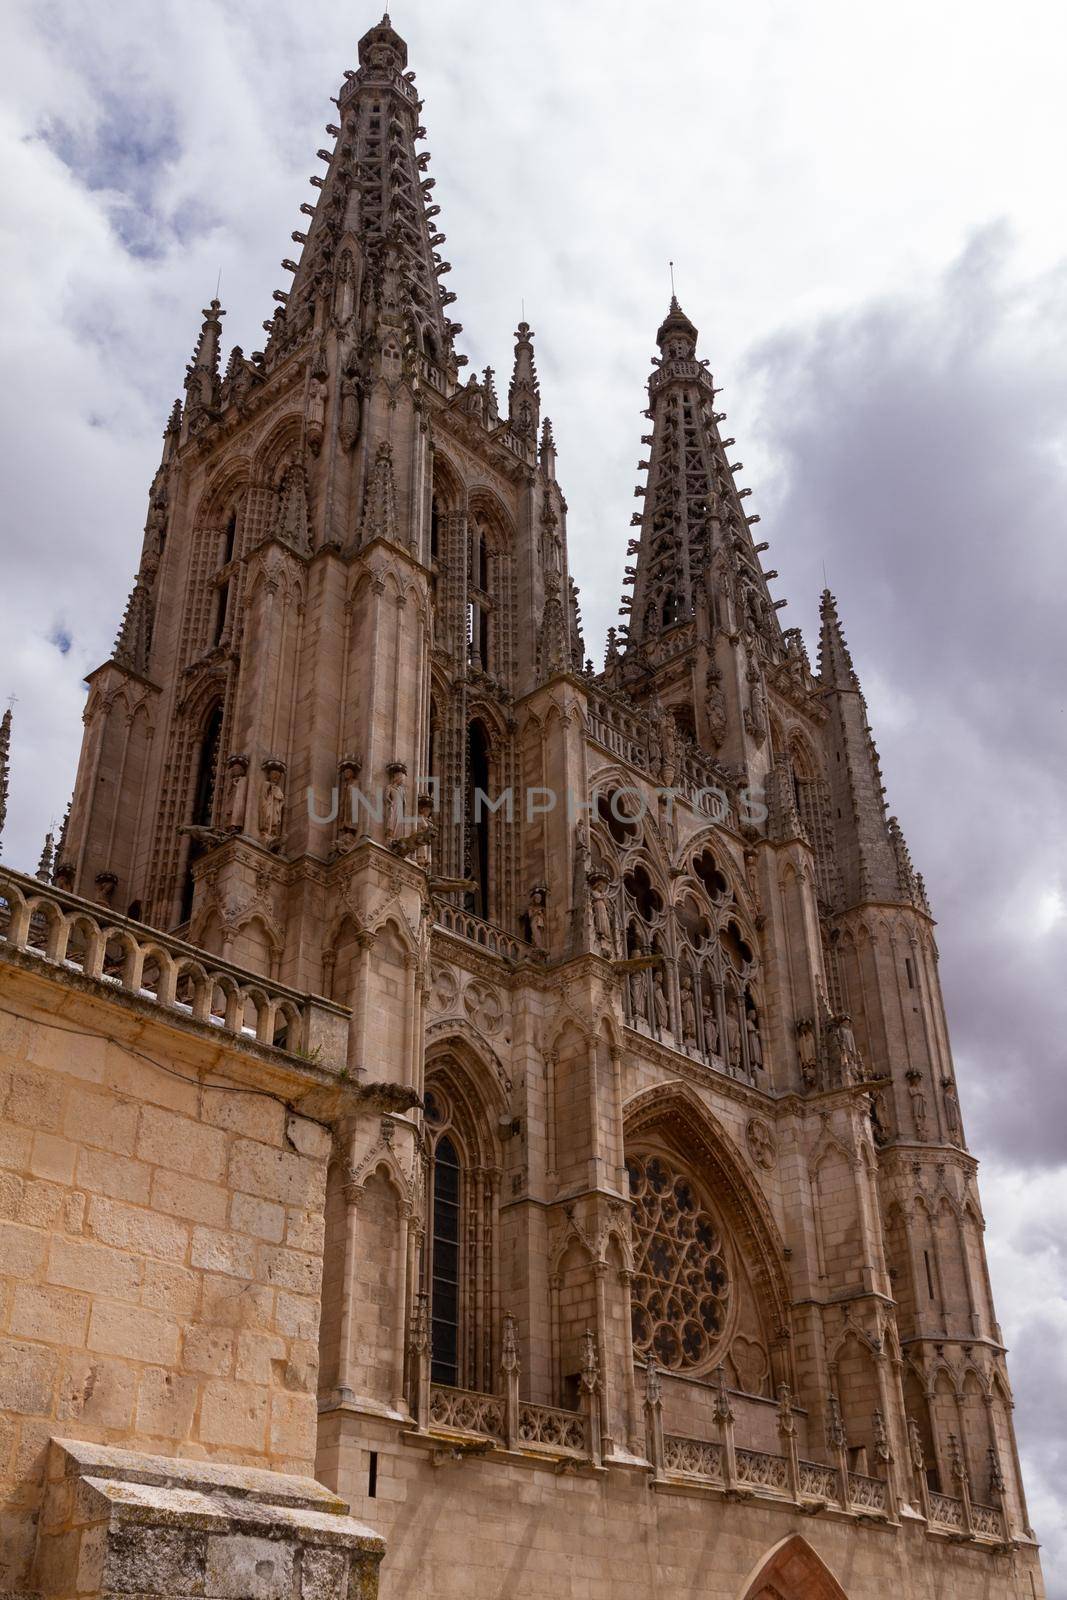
[180,702,224,923]
[422,1074,496,1393]
[466,719,491,918]
[430,1131,461,1384]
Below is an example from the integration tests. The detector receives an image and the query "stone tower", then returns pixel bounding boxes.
[37,13,1043,1599]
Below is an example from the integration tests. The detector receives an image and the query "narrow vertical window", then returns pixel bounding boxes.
[430,1134,461,1385]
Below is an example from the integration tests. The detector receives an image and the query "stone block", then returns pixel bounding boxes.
[104,1525,207,1595]
[228,1140,323,1209]
[137,1106,228,1181]
[152,1169,230,1226]
[47,1234,144,1302]
[9,1282,90,1347]
[231,1193,286,1243]
[87,1300,180,1366]
[87,1195,189,1262]
[198,1380,269,1450]
[301,1546,347,1600]
[204,1533,294,1599]
[136,1367,200,1440]
[0,1339,58,1414]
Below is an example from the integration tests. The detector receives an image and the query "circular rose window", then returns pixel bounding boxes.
[626,1151,730,1371]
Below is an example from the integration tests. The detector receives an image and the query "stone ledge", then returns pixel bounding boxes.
[33,1440,384,1600]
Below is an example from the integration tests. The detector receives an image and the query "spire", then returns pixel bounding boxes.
[0,707,10,859]
[111,579,153,676]
[508,322,540,441]
[619,297,777,686]
[280,15,463,372]
[817,589,905,907]
[183,299,225,434]
[817,588,859,689]
[539,415,556,479]
[36,831,54,883]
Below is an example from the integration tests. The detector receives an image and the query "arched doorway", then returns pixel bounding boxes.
[740,1535,849,1600]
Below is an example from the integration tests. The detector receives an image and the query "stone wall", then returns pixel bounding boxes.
[0,953,344,1594]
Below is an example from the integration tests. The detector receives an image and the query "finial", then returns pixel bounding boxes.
[669,259,675,297]
[36,831,54,883]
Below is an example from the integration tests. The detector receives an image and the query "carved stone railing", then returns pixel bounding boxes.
[971,1501,1002,1538]
[798,1460,840,1503]
[432,898,524,962]
[928,1491,967,1532]
[586,699,649,769]
[737,1447,790,1495]
[427,1384,505,1442]
[517,1401,586,1456]
[848,1471,889,1513]
[663,1434,724,1481]
[0,868,349,1069]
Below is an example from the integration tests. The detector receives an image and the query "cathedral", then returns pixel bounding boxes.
[0,14,1047,1600]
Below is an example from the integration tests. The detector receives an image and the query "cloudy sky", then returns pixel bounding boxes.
[1,0,1064,1578]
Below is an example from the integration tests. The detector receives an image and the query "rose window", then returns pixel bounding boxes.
[626,1151,730,1371]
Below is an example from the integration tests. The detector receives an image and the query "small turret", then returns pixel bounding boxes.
[182,299,225,435]
[508,321,540,441]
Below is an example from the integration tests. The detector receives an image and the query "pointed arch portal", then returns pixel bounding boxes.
[740,1535,850,1600]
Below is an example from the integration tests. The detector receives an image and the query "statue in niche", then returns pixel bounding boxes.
[705,663,728,749]
[680,973,698,1045]
[384,761,408,844]
[942,1079,962,1143]
[725,1004,742,1072]
[660,709,679,785]
[652,966,670,1033]
[868,1087,890,1145]
[336,754,364,851]
[258,759,286,849]
[746,1005,764,1073]
[339,351,362,452]
[702,992,719,1055]
[306,373,327,458]
[630,967,649,1024]
[224,755,249,833]
[907,1072,929,1140]
[524,884,547,952]
[588,870,617,958]
[796,1017,818,1089]
[831,1012,863,1084]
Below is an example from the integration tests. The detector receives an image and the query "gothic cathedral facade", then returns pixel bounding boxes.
[21,14,1043,1599]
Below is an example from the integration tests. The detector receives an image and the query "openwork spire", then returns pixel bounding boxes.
[619,297,773,673]
[280,14,462,370]
[818,589,914,908]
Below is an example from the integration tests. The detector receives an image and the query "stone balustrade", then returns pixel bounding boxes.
[0,867,350,1070]
[848,1471,889,1513]
[427,1385,505,1442]
[516,1401,587,1455]
[432,898,525,962]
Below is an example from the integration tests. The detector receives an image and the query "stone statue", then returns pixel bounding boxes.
[258,760,286,848]
[942,1079,962,1143]
[652,967,670,1033]
[832,1013,862,1083]
[339,352,361,452]
[525,884,547,951]
[588,871,616,958]
[797,1017,818,1089]
[306,371,327,456]
[702,994,719,1055]
[384,762,407,844]
[705,664,728,750]
[224,755,248,833]
[725,1005,742,1072]
[336,754,363,850]
[680,972,698,1045]
[907,1074,928,1140]
[745,1006,764,1072]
